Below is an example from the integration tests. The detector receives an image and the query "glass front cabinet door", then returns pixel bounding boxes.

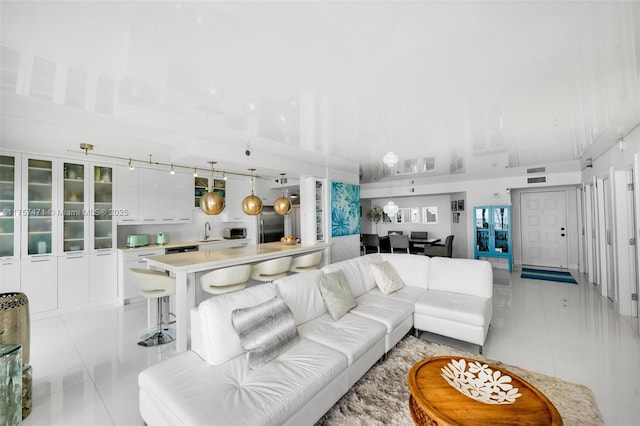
[474,205,512,271]
[0,154,21,293]
[24,157,56,256]
[92,165,114,250]
[61,161,87,253]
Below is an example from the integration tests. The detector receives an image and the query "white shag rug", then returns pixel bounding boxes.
[316,335,603,426]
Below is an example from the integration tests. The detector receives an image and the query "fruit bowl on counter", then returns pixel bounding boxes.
[280,236,299,245]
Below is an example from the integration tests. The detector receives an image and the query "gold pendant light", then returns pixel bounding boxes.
[200,161,225,215]
[274,173,292,215]
[242,168,263,215]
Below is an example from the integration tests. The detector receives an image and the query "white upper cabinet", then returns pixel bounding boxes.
[116,166,192,224]
[115,165,139,223]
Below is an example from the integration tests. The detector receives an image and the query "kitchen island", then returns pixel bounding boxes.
[144,241,331,352]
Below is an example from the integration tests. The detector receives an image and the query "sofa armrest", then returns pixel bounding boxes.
[190,307,203,359]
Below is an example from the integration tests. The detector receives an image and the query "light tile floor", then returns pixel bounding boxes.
[22,268,640,425]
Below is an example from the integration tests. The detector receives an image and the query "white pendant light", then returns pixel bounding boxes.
[382,151,399,216]
[383,200,399,216]
[383,151,398,168]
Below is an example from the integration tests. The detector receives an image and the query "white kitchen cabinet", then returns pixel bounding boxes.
[21,256,57,313]
[117,248,164,304]
[0,153,20,260]
[91,250,117,303]
[115,165,138,223]
[300,176,327,244]
[0,258,21,293]
[174,172,193,222]
[116,166,192,224]
[138,168,160,222]
[22,155,58,257]
[224,176,249,221]
[58,253,89,308]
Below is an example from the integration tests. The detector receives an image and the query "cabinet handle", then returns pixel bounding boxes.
[143,219,155,222]
[96,252,112,257]
[66,255,84,259]
[30,258,51,263]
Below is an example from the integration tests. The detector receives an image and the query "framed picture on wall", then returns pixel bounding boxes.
[457,200,465,211]
[453,212,460,223]
[451,201,457,211]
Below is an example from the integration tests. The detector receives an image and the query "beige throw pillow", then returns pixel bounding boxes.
[318,270,357,320]
[370,261,405,295]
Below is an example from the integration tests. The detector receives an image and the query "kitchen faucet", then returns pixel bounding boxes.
[204,222,211,240]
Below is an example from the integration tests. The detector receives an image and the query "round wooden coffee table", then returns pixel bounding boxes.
[408,356,563,425]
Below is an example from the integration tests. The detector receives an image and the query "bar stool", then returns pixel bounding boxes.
[129,268,176,347]
[200,264,252,295]
[250,257,293,282]
[289,251,323,273]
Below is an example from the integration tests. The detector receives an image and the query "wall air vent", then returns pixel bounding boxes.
[526,166,546,174]
[527,176,547,184]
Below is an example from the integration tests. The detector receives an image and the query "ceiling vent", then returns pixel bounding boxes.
[526,166,546,174]
[527,176,547,184]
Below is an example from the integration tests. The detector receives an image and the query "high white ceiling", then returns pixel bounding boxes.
[1,1,638,182]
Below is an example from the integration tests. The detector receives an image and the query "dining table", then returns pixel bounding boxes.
[144,241,331,352]
[378,235,441,253]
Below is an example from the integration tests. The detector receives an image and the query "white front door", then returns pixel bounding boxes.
[521,191,569,268]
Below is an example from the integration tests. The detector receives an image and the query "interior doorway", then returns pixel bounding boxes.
[520,190,569,268]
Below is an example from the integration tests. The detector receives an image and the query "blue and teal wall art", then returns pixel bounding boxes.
[330,182,361,237]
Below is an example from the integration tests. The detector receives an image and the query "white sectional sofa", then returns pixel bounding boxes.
[138,253,493,426]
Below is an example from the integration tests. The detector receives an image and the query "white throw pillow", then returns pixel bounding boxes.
[318,270,357,320]
[370,261,405,295]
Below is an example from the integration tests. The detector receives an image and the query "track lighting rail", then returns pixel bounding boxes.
[66,148,266,179]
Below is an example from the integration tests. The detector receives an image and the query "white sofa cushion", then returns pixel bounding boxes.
[298,312,386,365]
[274,270,326,325]
[428,257,493,298]
[414,289,492,327]
[351,292,414,334]
[380,253,430,289]
[195,283,279,366]
[368,285,426,304]
[321,254,382,297]
[139,338,347,426]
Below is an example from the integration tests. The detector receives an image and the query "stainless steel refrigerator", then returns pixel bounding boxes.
[259,206,285,243]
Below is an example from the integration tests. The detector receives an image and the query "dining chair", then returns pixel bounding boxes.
[362,234,381,254]
[389,234,410,253]
[423,235,454,258]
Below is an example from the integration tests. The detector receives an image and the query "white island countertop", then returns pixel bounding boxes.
[143,241,331,352]
[144,241,330,273]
